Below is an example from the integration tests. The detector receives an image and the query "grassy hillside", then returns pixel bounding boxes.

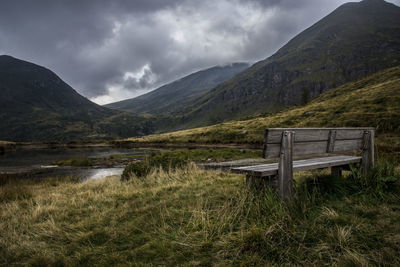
[120,66,400,150]
[1,162,399,265]
[169,0,400,129]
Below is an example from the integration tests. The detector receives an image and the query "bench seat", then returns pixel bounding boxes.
[232,155,361,177]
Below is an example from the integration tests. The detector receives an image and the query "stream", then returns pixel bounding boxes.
[0,146,157,180]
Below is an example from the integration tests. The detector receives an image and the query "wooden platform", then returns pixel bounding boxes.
[231,155,362,177]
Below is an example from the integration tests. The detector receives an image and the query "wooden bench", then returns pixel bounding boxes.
[232,128,375,199]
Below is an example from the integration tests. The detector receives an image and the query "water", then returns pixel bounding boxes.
[86,168,125,180]
[0,147,155,180]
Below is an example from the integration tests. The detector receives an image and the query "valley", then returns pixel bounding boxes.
[1,0,400,265]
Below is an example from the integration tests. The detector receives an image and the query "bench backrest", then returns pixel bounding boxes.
[263,128,375,158]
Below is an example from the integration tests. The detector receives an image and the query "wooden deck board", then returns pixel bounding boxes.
[231,155,362,177]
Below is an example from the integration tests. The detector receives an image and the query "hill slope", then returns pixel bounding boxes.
[121,66,400,145]
[105,63,249,115]
[0,55,153,142]
[175,0,400,128]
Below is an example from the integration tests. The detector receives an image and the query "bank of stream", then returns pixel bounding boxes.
[0,146,158,180]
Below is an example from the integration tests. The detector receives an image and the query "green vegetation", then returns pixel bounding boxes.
[1,159,399,265]
[0,141,16,154]
[51,158,94,167]
[49,149,260,170]
[108,153,143,160]
[122,148,262,180]
[0,141,15,145]
[153,148,262,162]
[119,66,400,152]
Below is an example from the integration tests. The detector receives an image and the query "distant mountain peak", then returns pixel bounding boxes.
[105,62,250,115]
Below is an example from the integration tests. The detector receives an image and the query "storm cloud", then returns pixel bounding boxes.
[1,0,399,104]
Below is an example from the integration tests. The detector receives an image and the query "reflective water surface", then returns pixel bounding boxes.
[0,147,153,180]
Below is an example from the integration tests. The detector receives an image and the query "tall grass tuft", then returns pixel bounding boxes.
[348,159,399,197]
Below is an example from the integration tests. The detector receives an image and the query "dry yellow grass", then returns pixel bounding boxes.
[1,162,399,265]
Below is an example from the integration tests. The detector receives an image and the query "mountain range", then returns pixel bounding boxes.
[105,63,249,116]
[106,0,400,131]
[166,0,400,128]
[1,0,399,142]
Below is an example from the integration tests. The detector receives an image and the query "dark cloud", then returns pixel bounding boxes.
[0,0,399,104]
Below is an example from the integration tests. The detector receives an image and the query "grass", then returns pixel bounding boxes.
[0,141,17,155]
[0,141,15,145]
[51,158,94,167]
[49,149,261,169]
[1,159,399,265]
[153,148,261,162]
[108,154,144,159]
[118,66,400,147]
[111,148,260,162]
[121,148,261,180]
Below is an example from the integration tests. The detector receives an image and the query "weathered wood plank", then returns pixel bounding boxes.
[265,128,373,144]
[266,129,328,144]
[264,139,363,158]
[232,155,362,177]
[327,130,337,153]
[278,131,294,199]
[233,155,359,172]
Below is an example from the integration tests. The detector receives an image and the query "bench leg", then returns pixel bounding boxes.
[362,130,375,175]
[278,168,293,199]
[278,131,294,200]
[331,166,342,177]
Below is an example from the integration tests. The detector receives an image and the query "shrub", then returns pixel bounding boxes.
[347,159,399,196]
[148,152,188,170]
[121,153,188,181]
[121,161,151,181]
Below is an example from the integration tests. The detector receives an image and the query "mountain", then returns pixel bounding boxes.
[173,0,400,128]
[0,55,153,142]
[105,63,249,115]
[119,65,400,146]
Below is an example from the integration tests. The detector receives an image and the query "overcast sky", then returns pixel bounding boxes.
[0,0,399,105]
